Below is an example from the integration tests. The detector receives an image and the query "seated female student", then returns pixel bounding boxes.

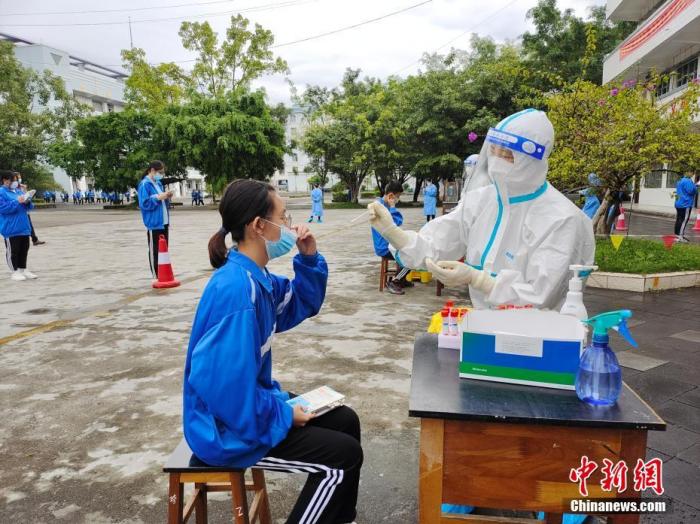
[183,179,363,524]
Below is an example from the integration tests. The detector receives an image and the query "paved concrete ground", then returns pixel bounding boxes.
[0,206,698,523]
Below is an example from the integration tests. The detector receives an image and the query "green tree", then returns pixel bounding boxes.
[156,90,285,190]
[120,48,190,111]
[522,0,635,86]
[51,110,187,192]
[179,15,288,97]
[547,79,700,234]
[0,41,85,189]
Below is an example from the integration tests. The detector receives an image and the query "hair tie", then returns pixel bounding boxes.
[219,227,229,236]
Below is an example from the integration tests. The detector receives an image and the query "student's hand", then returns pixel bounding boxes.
[156,192,169,201]
[18,195,26,204]
[166,190,174,198]
[292,225,317,256]
[292,404,314,427]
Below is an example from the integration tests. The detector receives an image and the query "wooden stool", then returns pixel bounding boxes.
[164,439,272,524]
[379,256,399,292]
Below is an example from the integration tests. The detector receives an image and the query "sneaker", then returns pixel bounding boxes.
[317,218,323,223]
[399,278,414,288]
[307,216,314,223]
[385,280,405,295]
[11,271,26,281]
[682,236,691,243]
[33,240,46,246]
[21,269,38,279]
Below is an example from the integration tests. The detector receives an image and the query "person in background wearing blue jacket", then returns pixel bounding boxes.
[423,179,438,222]
[674,171,698,243]
[308,184,324,223]
[0,171,38,281]
[581,173,601,220]
[184,179,362,524]
[371,181,413,295]
[137,160,173,278]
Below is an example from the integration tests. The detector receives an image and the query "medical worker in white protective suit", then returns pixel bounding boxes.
[461,154,480,197]
[368,108,595,311]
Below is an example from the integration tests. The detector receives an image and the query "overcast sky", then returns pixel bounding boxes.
[0,0,606,103]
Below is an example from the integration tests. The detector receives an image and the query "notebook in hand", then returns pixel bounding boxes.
[287,386,345,416]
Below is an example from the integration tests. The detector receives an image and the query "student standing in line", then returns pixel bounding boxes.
[183,179,362,524]
[14,172,45,246]
[137,160,173,278]
[0,171,38,281]
[674,171,698,243]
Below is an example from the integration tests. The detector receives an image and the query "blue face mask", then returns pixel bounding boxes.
[154,172,164,181]
[10,181,19,189]
[262,220,297,260]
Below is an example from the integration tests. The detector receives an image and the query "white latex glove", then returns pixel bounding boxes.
[367,202,411,250]
[425,258,496,293]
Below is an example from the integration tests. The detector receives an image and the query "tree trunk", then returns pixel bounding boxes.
[592,189,611,235]
[413,177,423,203]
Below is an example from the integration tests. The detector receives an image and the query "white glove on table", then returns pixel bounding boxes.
[425,258,495,293]
[367,202,411,250]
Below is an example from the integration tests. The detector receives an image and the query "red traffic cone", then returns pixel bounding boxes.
[662,235,676,250]
[153,235,180,289]
[615,206,628,231]
[693,210,700,231]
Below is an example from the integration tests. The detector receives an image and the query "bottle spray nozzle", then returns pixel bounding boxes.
[584,310,638,347]
[569,264,599,279]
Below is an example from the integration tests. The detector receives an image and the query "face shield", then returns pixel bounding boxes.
[463,109,555,201]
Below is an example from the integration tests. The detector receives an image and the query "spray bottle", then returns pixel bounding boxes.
[560,265,598,321]
[576,310,637,406]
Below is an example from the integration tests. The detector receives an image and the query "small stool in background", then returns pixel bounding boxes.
[379,256,399,292]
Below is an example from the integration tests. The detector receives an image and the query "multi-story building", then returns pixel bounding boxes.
[4,32,206,200]
[602,0,700,210]
[3,32,127,193]
[270,106,341,194]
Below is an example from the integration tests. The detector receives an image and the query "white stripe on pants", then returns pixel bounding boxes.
[254,456,344,524]
[4,238,12,271]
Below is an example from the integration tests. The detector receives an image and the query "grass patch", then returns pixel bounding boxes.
[595,238,700,274]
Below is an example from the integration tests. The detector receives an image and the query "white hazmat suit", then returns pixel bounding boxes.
[369,109,595,310]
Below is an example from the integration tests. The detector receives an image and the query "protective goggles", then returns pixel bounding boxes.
[485,128,547,160]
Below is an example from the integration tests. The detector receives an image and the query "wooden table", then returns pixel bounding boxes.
[409,334,665,524]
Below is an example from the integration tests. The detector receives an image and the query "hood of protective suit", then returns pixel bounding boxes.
[466,109,555,200]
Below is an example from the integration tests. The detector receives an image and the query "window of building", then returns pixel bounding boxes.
[656,77,670,97]
[643,171,663,189]
[92,100,104,112]
[676,57,698,89]
[666,171,683,188]
[107,103,114,112]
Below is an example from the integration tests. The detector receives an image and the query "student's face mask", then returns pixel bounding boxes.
[154,171,164,181]
[261,220,298,260]
[10,181,19,189]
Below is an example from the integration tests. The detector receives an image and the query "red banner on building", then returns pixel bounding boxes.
[620,0,695,59]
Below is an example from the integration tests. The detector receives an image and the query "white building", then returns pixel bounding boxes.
[4,33,127,193]
[5,33,205,199]
[270,106,340,194]
[603,0,700,210]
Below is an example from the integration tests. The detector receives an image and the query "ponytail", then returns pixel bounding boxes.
[208,229,229,269]
[207,179,275,269]
[144,160,165,177]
